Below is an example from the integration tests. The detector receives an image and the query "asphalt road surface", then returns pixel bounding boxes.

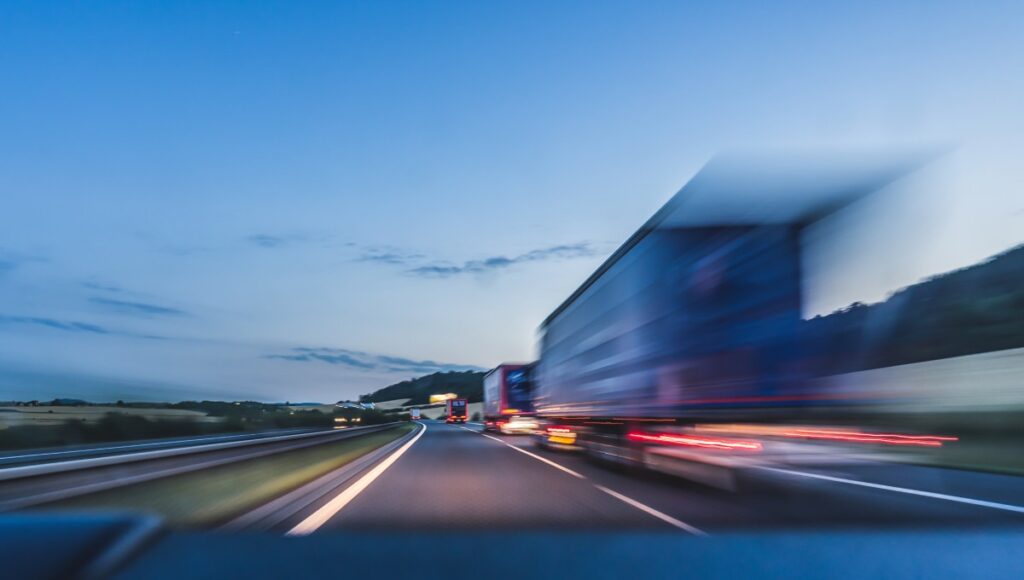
[296,421,1024,535]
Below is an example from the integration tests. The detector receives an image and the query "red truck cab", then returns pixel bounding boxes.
[445,398,468,423]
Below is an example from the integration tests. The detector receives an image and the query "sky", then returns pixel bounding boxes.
[1,1,1022,402]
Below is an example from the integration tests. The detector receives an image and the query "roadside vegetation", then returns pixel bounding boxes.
[359,370,484,405]
[805,243,1024,374]
[0,400,401,451]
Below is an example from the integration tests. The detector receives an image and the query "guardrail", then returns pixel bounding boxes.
[0,428,318,469]
[0,425,394,482]
[0,422,407,511]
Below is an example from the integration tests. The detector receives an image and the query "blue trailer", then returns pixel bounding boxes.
[483,363,538,433]
[532,152,935,482]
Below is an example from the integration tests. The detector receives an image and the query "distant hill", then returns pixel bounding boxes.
[805,243,1024,374]
[360,370,485,405]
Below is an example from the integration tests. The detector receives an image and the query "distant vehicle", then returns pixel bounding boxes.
[494,414,539,435]
[483,363,537,434]
[410,408,421,421]
[445,398,467,423]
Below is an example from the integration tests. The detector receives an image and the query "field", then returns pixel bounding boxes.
[0,405,213,428]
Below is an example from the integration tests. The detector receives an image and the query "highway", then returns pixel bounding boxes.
[279,421,1024,535]
[7,419,1024,534]
[8,418,1024,578]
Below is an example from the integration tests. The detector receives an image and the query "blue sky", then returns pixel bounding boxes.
[1,1,1022,402]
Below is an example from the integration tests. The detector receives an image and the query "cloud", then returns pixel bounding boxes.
[82,281,124,293]
[265,347,375,370]
[0,248,46,277]
[0,314,168,340]
[355,248,425,266]
[0,314,111,335]
[408,242,597,278]
[264,347,483,374]
[89,297,186,317]
[245,233,311,249]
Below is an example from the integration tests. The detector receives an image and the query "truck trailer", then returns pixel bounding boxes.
[532,153,936,487]
[483,363,538,434]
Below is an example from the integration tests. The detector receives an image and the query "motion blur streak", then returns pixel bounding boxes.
[695,425,959,447]
[286,423,426,536]
[781,429,958,447]
[627,432,763,452]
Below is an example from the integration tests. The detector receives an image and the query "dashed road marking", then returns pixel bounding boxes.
[595,485,707,535]
[461,424,706,534]
[475,430,586,479]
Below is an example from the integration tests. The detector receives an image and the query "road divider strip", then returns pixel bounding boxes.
[287,422,428,535]
[759,466,1024,515]
[222,425,417,532]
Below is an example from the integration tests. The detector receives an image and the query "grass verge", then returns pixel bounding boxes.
[887,437,1024,476]
[39,423,414,527]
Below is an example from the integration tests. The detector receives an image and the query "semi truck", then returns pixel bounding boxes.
[532,153,936,487]
[445,398,468,424]
[483,363,538,434]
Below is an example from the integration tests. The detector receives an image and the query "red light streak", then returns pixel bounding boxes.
[627,432,762,452]
[781,429,959,447]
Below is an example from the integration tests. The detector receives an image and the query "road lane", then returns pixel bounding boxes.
[486,428,1024,532]
[320,421,678,531]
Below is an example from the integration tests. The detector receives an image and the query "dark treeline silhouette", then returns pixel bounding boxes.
[0,406,336,451]
[804,243,1024,375]
[360,370,484,405]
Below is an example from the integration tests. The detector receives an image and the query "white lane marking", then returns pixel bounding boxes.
[286,423,427,536]
[470,429,585,479]
[462,426,707,534]
[595,485,707,535]
[759,466,1024,515]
